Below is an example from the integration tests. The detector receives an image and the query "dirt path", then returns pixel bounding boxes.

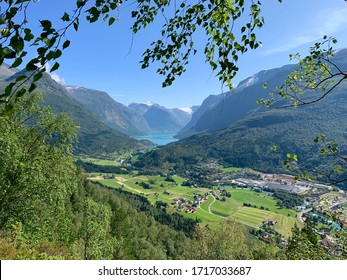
[199,195,226,219]
[114,177,142,194]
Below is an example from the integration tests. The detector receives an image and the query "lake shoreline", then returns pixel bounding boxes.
[133,132,179,145]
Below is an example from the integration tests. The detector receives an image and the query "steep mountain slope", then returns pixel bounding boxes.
[128,102,153,115]
[176,64,295,138]
[177,94,223,138]
[1,69,150,155]
[68,86,151,136]
[143,105,183,132]
[129,102,193,133]
[178,49,347,139]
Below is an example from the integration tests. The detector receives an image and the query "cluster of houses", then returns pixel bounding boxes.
[185,207,196,213]
[172,195,204,213]
[260,220,278,239]
[261,220,278,227]
[171,188,232,214]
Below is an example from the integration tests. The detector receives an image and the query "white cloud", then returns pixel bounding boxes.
[46,62,66,85]
[263,6,347,56]
[179,107,193,114]
[50,72,66,85]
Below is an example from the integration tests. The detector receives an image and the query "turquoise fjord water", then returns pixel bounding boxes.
[133,133,178,146]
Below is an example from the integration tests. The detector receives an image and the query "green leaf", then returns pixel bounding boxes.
[4,83,15,97]
[28,83,37,93]
[11,57,23,68]
[15,75,26,82]
[26,61,38,71]
[62,40,71,49]
[24,28,34,41]
[61,12,70,22]
[50,62,60,72]
[1,48,16,59]
[40,20,52,31]
[73,21,79,31]
[15,88,26,99]
[4,103,14,115]
[76,0,85,8]
[108,17,116,26]
[10,35,24,53]
[43,38,52,47]
[53,49,62,59]
[33,72,43,82]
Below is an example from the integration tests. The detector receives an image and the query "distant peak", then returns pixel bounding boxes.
[66,85,80,91]
[333,48,347,55]
[144,101,155,106]
[179,107,193,114]
[130,101,157,106]
[236,74,259,90]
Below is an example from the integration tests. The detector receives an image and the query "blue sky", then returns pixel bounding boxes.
[26,0,347,108]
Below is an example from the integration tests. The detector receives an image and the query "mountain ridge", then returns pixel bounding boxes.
[129,102,196,133]
[68,86,151,136]
[0,68,151,155]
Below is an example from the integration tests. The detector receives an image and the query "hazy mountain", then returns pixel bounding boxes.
[176,64,296,138]
[128,102,153,115]
[0,63,19,79]
[68,86,151,136]
[0,68,151,155]
[129,102,195,133]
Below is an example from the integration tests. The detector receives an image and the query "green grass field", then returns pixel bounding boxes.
[233,207,272,228]
[220,167,242,172]
[200,196,214,212]
[95,174,299,237]
[81,157,118,166]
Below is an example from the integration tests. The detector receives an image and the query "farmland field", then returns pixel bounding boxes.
[220,167,242,172]
[95,174,299,237]
[80,157,118,166]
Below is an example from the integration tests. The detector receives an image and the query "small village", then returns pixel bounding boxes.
[214,171,347,256]
[171,189,231,215]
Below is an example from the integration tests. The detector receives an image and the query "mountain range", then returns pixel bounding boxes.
[129,102,196,133]
[0,63,198,155]
[67,86,151,136]
[137,49,347,184]
[0,65,150,155]
[176,64,296,138]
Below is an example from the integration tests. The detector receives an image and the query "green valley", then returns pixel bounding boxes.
[92,172,298,237]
